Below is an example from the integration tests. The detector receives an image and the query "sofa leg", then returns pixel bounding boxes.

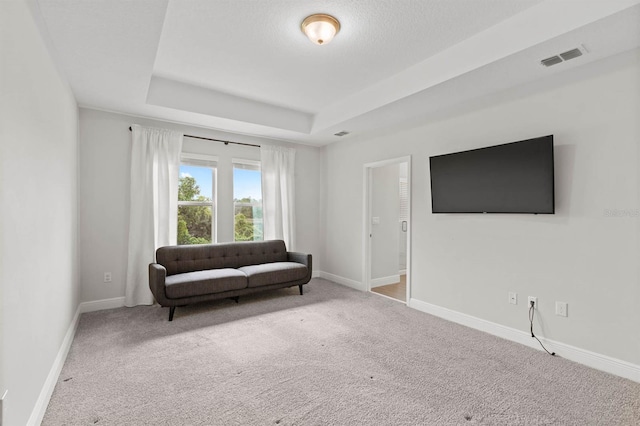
[299,285,304,295]
[169,306,176,321]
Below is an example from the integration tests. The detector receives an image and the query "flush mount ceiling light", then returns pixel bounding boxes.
[301,14,340,45]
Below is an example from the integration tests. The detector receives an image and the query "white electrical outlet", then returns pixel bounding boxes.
[104,272,112,283]
[556,301,568,317]
[528,296,537,309]
[508,292,517,305]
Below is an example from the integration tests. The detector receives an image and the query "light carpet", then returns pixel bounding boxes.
[43,279,640,425]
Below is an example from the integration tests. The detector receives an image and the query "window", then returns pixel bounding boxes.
[178,155,217,245]
[233,160,263,241]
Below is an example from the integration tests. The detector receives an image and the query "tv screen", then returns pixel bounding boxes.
[429,135,554,214]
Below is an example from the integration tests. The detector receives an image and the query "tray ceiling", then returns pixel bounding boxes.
[36,0,640,145]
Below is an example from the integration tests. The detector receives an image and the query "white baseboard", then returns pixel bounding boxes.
[28,296,128,424]
[318,271,365,291]
[370,275,400,288]
[28,296,136,423]
[25,290,638,426]
[399,269,407,275]
[27,306,81,426]
[312,270,320,278]
[79,296,126,313]
[408,298,640,383]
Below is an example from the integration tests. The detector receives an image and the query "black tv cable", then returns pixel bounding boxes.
[529,301,556,356]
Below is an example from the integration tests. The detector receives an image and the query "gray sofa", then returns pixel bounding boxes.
[149,240,312,321]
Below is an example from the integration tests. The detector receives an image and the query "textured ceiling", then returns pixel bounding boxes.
[154,0,540,112]
[35,0,640,145]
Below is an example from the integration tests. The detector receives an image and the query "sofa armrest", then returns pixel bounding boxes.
[287,251,312,278]
[149,263,169,305]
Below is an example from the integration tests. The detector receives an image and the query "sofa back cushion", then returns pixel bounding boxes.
[156,240,288,276]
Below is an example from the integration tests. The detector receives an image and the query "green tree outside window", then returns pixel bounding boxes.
[177,175,212,245]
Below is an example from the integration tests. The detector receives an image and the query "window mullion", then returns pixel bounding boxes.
[178,201,211,207]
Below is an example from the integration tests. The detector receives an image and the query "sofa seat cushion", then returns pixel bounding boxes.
[238,262,308,288]
[165,269,247,299]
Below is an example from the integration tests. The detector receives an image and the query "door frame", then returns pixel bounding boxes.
[362,156,412,304]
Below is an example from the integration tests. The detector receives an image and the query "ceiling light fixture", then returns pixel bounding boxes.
[301,14,340,45]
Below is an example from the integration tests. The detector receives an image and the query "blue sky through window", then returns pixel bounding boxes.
[180,165,212,199]
[234,168,262,200]
[179,165,262,201]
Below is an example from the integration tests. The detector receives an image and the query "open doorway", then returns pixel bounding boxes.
[363,157,411,303]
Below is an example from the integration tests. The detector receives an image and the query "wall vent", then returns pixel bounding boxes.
[541,55,563,67]
[560,48,583,61]
[540,45,587,67]
[334,131,350,137]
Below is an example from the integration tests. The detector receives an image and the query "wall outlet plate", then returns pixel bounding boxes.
[508,292,517,305]
[104,272,112,283]
[528,296,537,309]
[556,301,568,317]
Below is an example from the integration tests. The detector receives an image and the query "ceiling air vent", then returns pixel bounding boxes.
[334,131,350,137]
[540,45,587,67]
[541,55,563,67]
[560,48,583,61]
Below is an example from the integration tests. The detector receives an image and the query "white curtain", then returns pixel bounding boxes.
[260,145,296,249]
[125,125,183,306]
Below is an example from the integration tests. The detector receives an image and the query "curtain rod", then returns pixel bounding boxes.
[128,127,260,148]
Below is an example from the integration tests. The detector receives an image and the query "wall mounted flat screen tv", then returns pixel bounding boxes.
[429,135,554,214]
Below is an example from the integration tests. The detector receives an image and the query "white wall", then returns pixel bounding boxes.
[79,108,322,303]
[371,164,400,283]
[0,1,80,424]
[322,49,640,366]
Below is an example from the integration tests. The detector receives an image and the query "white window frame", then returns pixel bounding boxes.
[179,153,218,243]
